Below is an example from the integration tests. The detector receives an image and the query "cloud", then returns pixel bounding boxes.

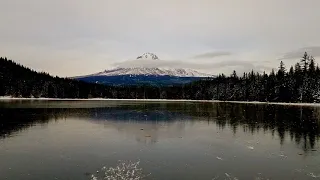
[192,51,232,59]
[113,59,240,70]
[1,0,320,76]
[280,46,320,60]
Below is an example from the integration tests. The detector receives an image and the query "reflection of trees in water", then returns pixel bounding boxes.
[212,103,320,151]
[0,102,319,151]
[0,108,91,139]
[0,108,51,138]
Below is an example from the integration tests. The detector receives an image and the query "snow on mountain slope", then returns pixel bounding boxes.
[86,67,213,77]
[74,53,214,78]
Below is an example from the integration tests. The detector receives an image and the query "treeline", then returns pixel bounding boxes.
[0,53,319,102]
[0,57,108,98]
[0,57,186,99]
[194,52,320,103]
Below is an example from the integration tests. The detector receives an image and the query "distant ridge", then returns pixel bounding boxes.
[74,53,214,86]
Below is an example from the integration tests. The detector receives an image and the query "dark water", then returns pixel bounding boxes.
[0,100,320,180]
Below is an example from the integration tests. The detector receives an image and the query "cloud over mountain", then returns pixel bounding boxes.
[281,46,320,60]
[192,51,232,59]
[1,0,320,76]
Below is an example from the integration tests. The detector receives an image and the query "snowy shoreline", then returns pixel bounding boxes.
[1,96,320,107]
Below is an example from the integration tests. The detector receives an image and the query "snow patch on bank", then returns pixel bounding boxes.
[1,97,320,107]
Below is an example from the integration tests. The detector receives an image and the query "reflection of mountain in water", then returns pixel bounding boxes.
[0,102,319,151]
[88,108,192,122]
[88,108,195,145]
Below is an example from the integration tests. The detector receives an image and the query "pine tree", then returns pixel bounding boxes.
[289,66,294,76]
[278,61,286,78]
[270,69,276,77]
[316,65,320,74]
[309,56,316,75]
[295,62,302,74]
[300,52,309,72]
[279,61,286,72]
[231,70,238,79]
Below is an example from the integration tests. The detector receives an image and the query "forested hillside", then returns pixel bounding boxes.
[198,52,320,103]
[1,53,320,102]
[0,58,109,98]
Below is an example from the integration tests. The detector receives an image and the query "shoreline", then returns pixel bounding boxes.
[0,97,319,107]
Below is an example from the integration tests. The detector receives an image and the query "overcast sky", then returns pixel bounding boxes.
[1,0,320,76]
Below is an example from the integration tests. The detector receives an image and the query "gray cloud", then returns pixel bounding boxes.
[113,59,246,70]
[1,0,320,76]
[281,46,320,60]
[192,51,232,59]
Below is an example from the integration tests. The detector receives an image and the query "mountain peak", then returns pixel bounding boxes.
[136,52,159,60]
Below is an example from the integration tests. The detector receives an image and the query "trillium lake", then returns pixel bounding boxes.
[0,100,320,180]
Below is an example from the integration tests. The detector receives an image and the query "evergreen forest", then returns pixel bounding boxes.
[1,52,319,103]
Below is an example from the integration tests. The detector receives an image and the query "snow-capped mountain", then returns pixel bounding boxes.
[136,52,159,60]
[74,53,214,86]
[85,67,212,77]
